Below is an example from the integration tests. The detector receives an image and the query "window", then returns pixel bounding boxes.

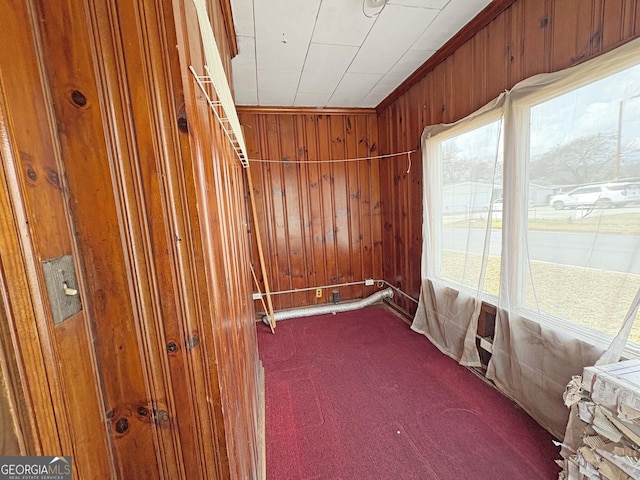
[427,57,640,348]
[523,63,640,344]
[436,118,503,296]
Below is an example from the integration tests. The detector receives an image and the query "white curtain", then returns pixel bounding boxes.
[414,37,640,438]
[412,96,504,367]
[412,279,482,366]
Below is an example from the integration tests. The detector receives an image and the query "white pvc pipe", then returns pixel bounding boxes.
[262,288,394,324]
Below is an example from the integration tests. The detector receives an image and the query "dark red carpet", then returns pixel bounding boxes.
[258,306,560,480]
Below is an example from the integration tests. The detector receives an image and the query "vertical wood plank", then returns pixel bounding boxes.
[486,13,509,100]
[601,0,623,49]
[379,106,395,293]
[0,348,20,455]
[345,115,362,300]
[406,86,423,306]
[329,116,351,290]
[280,116,306,308]
[452,41,474,120]
[0,0,114,476]
[551,0,585,67]
[521,0,551,79]
[295,115,316,306]
[367,114,382,285]
[317,115,338,287]
[356,115,372,297]
[507,0,524,85]
[304,115,328,303]
[266,115,287,310]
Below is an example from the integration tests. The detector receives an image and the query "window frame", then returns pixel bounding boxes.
[505,56,640,356]
[423,41,640,357]
[426,109,504,302]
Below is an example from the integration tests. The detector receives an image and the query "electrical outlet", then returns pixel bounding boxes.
[315,288,322,298]
[365,278,374,286]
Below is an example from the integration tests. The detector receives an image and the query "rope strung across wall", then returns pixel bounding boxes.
[248,149,416,173]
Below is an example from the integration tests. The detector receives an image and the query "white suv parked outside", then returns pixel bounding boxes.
[550,183,640,210]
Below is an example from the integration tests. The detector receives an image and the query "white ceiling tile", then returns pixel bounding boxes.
[234,90,258,105]
[255,40,309,72]
[312,0,376,46]
[348,4,439,74]
[328,72,382,107]
[412,0,491,50]
[232,37,257,91]
[389,49,433,77]
[230,0,255,37]
[388,0,449,8]
[233,64,257,92]
[358,92,388,108]
[257,69,300,92]
[326,97,355,108]
[335,73,383,95]
[234,35,255,60]
[348,43,400,74]
[365,63,425,101]
[411,28,444,52]
[358,4,439,54]
[259,89,296,106]
[294,92,332,107]
[231,0,491,108]
[456,0,494,13]
[254,0,321,71]
[368,71,408,95]
[298,43,358,94]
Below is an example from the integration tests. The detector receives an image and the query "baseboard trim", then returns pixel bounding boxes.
[383,299,414,326]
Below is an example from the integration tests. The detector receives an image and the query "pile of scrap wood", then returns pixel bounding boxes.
[559,360,640,480]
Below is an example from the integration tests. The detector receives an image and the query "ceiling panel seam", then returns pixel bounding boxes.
[293,1,323,106]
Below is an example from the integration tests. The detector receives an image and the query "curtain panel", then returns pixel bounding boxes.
[413,37,640,438]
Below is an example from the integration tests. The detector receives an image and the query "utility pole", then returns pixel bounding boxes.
[615,100,622,180]
[616,93,640,180]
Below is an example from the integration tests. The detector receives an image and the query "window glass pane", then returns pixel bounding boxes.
[526,64,640,342]
[439,119,503,295]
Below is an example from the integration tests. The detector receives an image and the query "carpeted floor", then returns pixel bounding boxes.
[258,306,561,480]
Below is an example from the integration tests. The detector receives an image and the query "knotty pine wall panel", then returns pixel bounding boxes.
[173,1,262,478]
[601,0,637,49]
[0,0,261,478]
[519,0,549,80]
[486,13,511,102]
[0,1,112,475]
[377,0,640,315]
[0,315,20,456]
[239,109,382,311]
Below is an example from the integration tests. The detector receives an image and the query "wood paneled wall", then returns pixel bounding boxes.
[377,0,640,314]
[239,108,382,311]
[0,336,20,455]
[0,0,261,478]
[173,1,262,478]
